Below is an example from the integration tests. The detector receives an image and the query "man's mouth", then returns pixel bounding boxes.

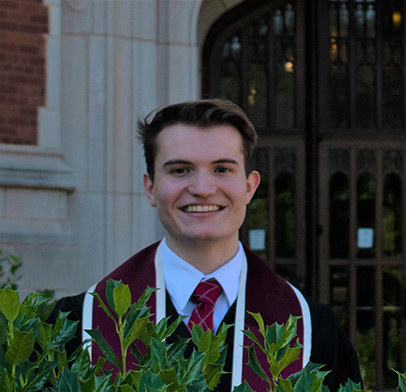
[182,205,223,213]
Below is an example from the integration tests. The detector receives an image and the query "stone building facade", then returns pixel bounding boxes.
[0,0,242,297]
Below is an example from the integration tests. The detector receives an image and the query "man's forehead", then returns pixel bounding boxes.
[155,124,245,160]
[156,123,243,144]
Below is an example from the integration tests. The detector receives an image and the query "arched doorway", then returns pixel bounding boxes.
[203,0,406,389]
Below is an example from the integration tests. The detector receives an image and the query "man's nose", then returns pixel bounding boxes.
[188,171,217,197]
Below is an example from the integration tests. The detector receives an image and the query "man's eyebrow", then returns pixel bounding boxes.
[162,158,240,168]
[162,159,192,167]
[212,158,239,165]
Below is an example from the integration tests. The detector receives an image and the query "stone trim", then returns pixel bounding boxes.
[0,145,75,192]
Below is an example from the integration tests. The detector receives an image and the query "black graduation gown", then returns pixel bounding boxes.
[47,243,362,392]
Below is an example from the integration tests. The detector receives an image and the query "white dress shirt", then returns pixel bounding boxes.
[160,238,243,333]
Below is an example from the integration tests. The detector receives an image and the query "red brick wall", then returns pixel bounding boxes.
[0,0,48,145]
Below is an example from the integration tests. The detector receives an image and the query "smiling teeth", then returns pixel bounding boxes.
[184,205,220,212]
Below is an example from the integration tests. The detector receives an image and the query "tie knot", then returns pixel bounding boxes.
[191,278,222,306]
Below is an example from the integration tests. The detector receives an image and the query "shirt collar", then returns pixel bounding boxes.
[160,238,243,311]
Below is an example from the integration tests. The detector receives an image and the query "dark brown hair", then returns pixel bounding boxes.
[137,99,257,181]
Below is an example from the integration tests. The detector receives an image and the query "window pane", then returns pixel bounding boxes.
[383,267,402,388]
[329,172,350,258]
[357,266,376,390]
[219,36,242,102]
[382,61,403,129]
[383,173,402,257]
[382,7,403,37]
[329,0,350,128]
[339,2,349,37]
[247,149,269,261]
[275,172,296,258]
[247,63,268,129]
[330,266,350,332]
[357,173,376,258]
[355,37,376,129]
[275,60,295,129]
[330,63,350,128]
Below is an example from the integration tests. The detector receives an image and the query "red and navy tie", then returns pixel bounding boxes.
[188,278,223,332]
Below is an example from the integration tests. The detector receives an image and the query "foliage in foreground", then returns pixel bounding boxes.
[0,280,405,391]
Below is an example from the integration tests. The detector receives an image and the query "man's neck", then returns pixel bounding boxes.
[164,236,240,274]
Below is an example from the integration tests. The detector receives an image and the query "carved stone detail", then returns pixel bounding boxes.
[65,0,91,12]
[357,148,376,174]
[274,147,296,174]
[383,149,403,175]
[329,148,350,174]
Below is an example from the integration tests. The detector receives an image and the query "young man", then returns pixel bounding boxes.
[48,99,362,391]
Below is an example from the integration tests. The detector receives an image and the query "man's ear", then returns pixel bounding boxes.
[143,173,157,207]
[246,170,261,205]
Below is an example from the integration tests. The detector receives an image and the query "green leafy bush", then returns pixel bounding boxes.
[0,250,22,290]
[0,280,405,392]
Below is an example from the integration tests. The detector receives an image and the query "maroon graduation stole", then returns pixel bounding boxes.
[90,242,306,390]
[242,246,304,389]
[91,242,159,372]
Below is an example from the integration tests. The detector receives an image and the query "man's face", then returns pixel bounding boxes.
[143,124,260,250]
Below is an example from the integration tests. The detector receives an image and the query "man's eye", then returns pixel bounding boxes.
[215,167,231,173]
[171,168,189,174]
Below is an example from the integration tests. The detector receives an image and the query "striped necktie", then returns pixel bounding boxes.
[188,278,223,332]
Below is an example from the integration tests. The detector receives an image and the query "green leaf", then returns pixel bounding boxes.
[83,356,107,381]
[123,317,150,349]
[86,328,121,371]
[196,330,221,364]
[93,375,112,392]
[0,369,14,392]
[37,319,52,350]
[150,337,170,370]
[179,350,205,386]
[24,359,58,391]
[52,310,70,336]
[274,316,301,353]
[216,322,232,346]
[57,349,69,373]
[90,292,116,323]
[53,318,79,346]
[246,344,270,385]
[395,370,406,392]
[337,379,371,392]
[138,370,164,392]
[124,307,153,344]
[242,329,267,356]
[265,322,284,349]
[292,366,329,392]
[136,286,158,308]
[106,279,123,313]
[113,283,132,318]
[166,336,189,362]
[233,380,255,392]
[270,346,301,378]
[287,362,327,387]
[247,311,266,338]
[156,314,186,340]
[117,385,137,392]
[58,368,80,392]
[71,348,92,379]
[128,370,143,389]
[5,328,34,366]
[203,363,226,390]
[159,367,180,392]
[79,377,95,392]
[191,324,205,346]
[0,288,20,322]
[79,372,111,392]
[277,378,294,392]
